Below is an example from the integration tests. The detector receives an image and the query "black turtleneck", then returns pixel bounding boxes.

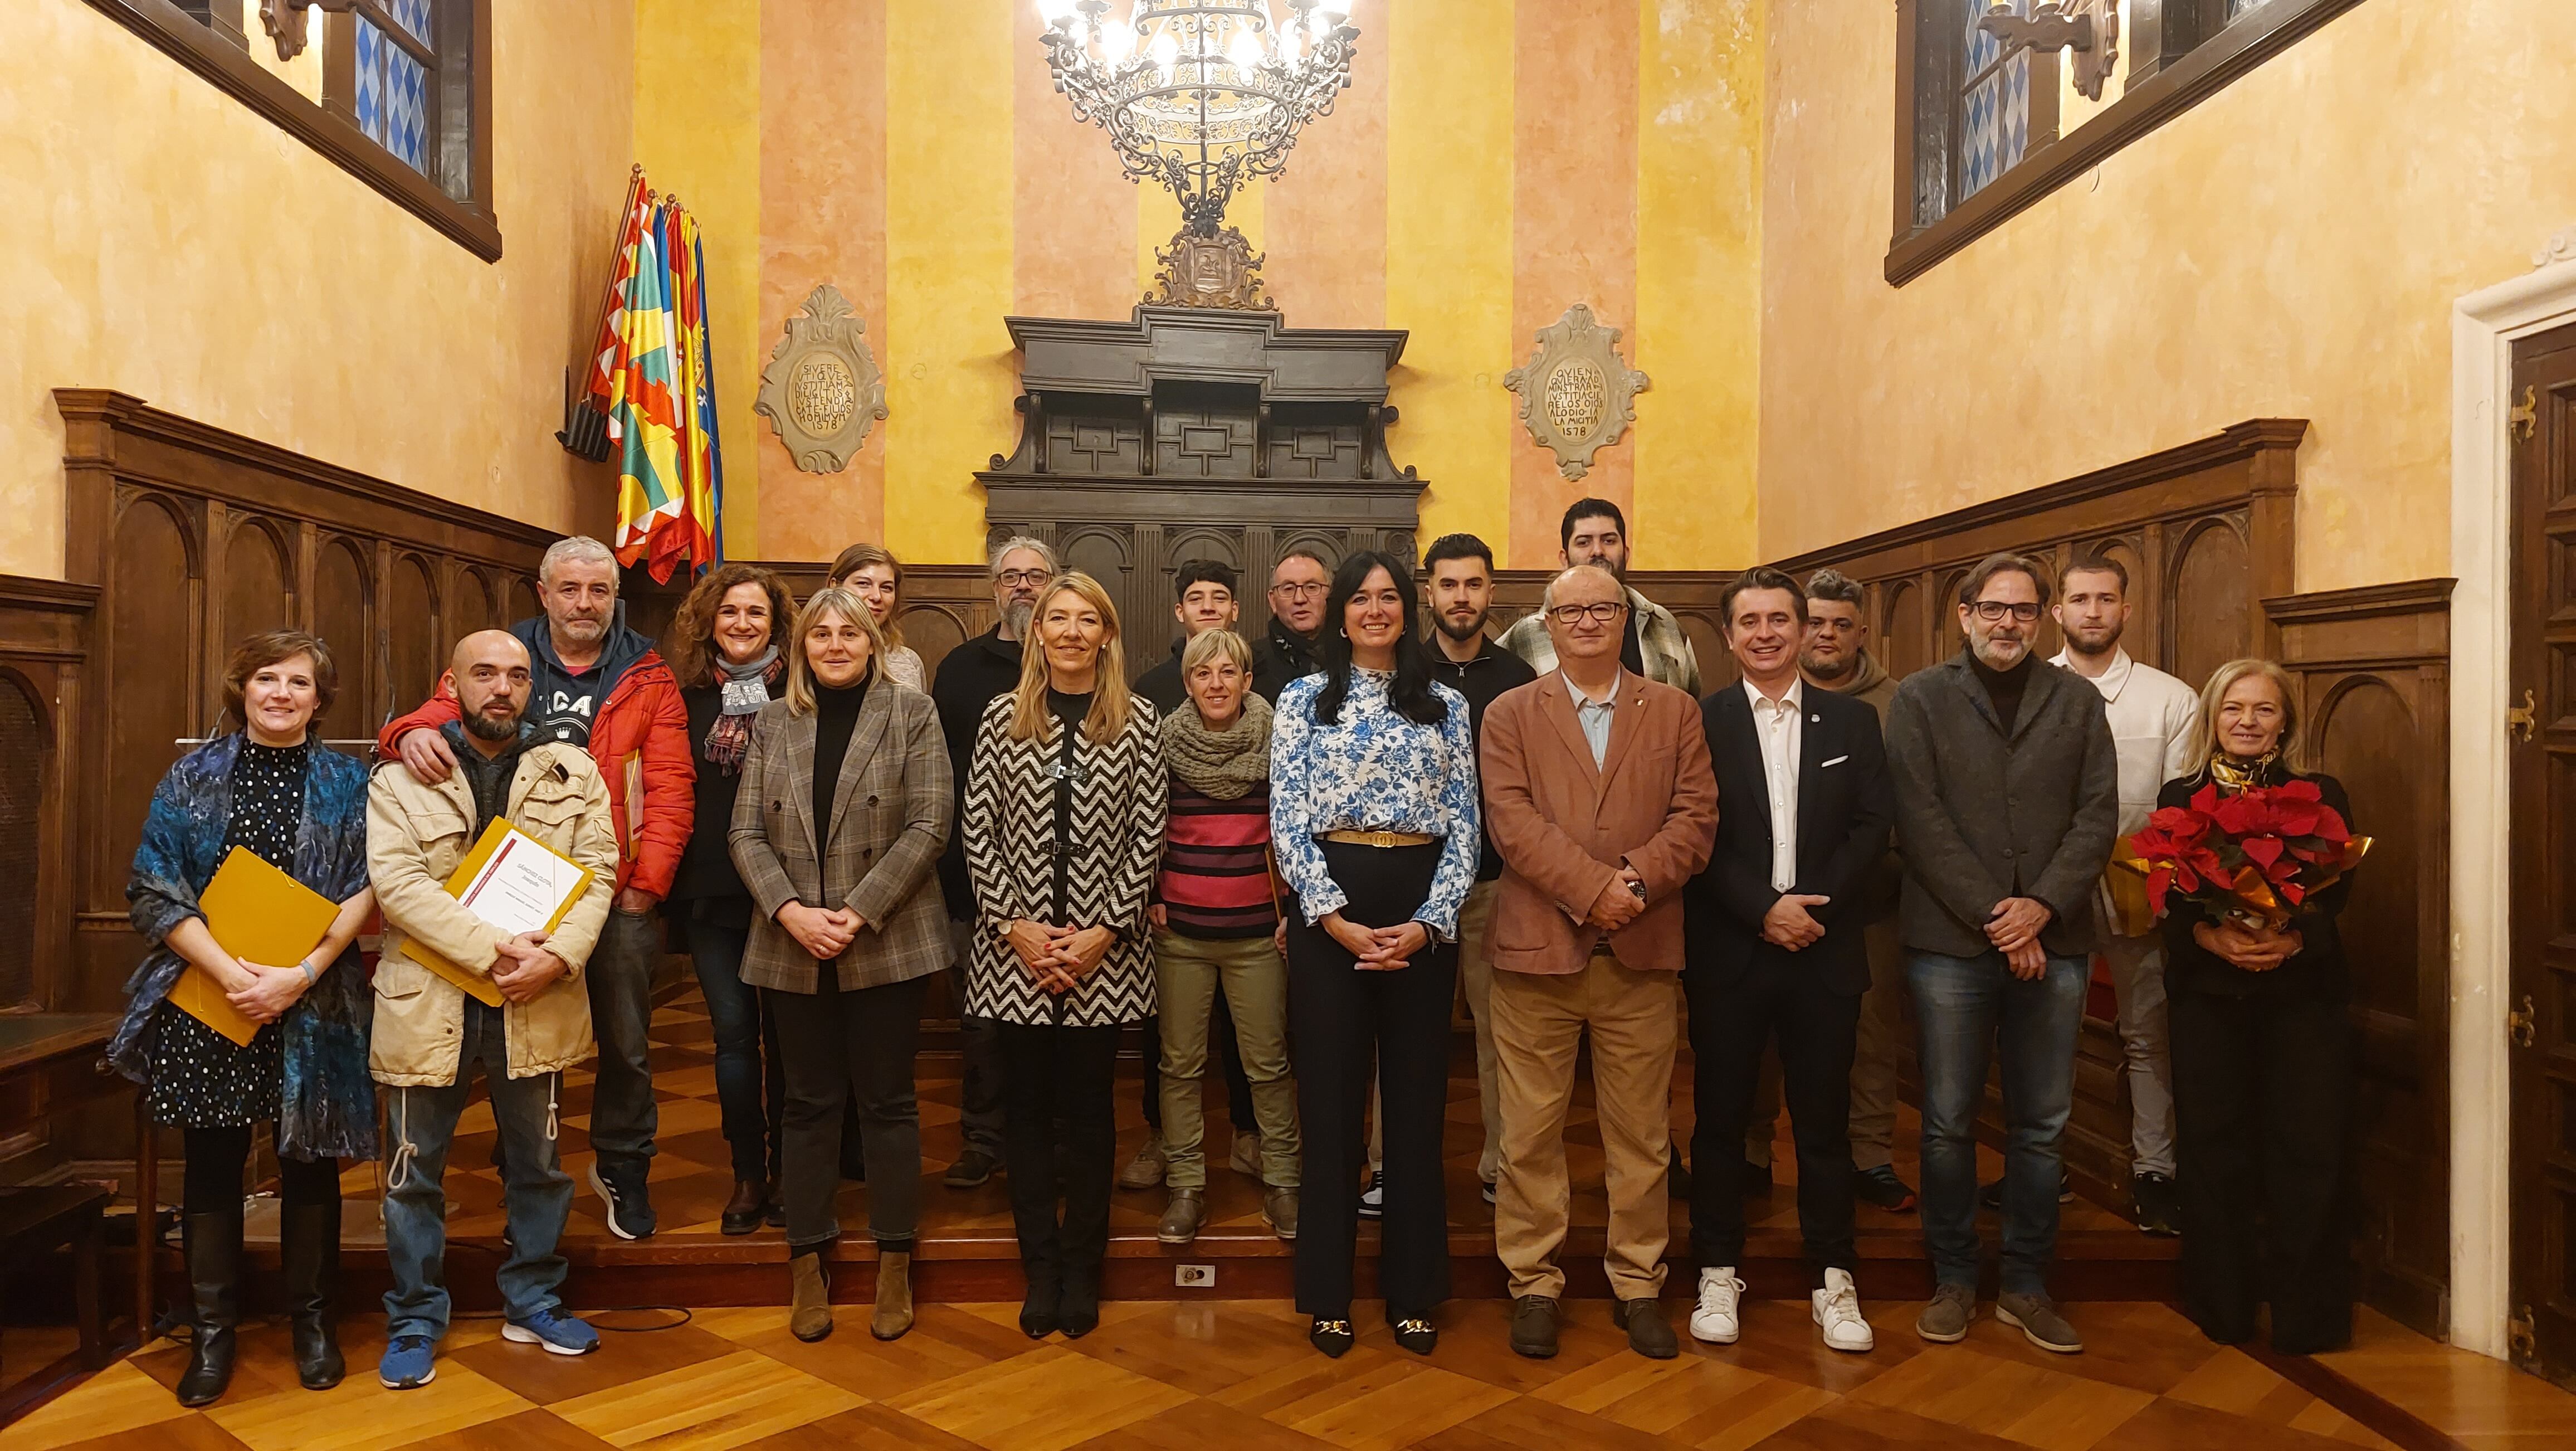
[1971,651,2034,734]
[812,675,870,849]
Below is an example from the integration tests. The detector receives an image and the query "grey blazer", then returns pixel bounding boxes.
[1884,650,2119,960]
[726,685,954,994]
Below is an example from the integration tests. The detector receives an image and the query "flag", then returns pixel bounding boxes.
[610,201,687,580]
[685,217,727,567]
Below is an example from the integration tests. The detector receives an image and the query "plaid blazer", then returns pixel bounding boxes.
[727,685,954,994]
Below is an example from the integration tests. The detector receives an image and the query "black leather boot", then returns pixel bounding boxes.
[174,1207,241,1408]
[281,1199,345,1390]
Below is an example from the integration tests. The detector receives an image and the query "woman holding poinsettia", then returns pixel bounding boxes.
[2141,658,2359,1354]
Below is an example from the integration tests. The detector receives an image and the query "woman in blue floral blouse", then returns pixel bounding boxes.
[1270,550,1480,1359]
[111,630,378,1406]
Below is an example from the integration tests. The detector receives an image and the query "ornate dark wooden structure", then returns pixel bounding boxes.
[975,306,1424,669]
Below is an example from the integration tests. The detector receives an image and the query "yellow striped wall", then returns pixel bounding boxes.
[633,0,1762,571]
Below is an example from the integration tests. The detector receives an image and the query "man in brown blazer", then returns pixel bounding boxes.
[1480,564,1719,1361]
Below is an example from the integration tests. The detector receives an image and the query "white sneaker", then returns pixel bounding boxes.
[1811,1268,1875,1352]
[1690,1267,1745,1344]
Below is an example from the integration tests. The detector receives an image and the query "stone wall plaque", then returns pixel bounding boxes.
[753,284,888,474]
[1504,303,1650,481]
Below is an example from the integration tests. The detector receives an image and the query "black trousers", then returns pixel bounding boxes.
[1684,949,1862,1284]
[1140,999,1258,1134]
[998,1020,1122,1287]
[2169,981,2355,1353]
[1287,841,1455,1319]
[772,971,928,1255]
[183,1126,340,1216]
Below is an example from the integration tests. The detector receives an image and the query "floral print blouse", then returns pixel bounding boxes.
[1269,668,1481,939]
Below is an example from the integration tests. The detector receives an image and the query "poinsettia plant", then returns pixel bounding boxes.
[2119,779,2369,932]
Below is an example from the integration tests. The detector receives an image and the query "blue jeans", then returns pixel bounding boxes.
[1910,948,2087,1296]
[687,912,778,1182]
[380,999,574,1342]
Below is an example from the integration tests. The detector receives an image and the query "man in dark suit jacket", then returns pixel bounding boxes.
[1683,567,1893,1356]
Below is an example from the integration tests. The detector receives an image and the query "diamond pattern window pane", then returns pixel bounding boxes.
[354,13,430,176]
[1959,0,2031,202]
[387,0,433,43]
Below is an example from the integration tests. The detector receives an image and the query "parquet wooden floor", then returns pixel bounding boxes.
[2,1298,2515,1451]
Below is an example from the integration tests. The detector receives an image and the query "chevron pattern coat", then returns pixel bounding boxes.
[961,692,1167,1026]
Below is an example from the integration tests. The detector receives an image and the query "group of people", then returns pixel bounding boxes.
[110,500,2362,1407]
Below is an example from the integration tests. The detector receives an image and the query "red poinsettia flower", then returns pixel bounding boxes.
[2209,789,2279,840]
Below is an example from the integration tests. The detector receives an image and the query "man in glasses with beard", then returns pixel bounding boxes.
[1885,553,2116,1357]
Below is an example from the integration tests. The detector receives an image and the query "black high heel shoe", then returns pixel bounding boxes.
[1390,1313,1438,1356]
[1057,1269,1100,1339]
[1020,1274,1062,1339]
[1309,1317,1355,1358]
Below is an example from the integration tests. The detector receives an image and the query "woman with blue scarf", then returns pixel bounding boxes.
[109,630,378,1406]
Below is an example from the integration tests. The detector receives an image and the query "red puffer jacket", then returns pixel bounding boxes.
[375,616,695,899]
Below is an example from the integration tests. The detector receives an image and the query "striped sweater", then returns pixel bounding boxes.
[1157,778,1277,939]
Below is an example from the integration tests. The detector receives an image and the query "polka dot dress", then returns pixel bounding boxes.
[149,740,310,1129]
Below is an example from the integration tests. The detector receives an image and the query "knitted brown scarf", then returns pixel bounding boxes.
[1159,692,1272,800]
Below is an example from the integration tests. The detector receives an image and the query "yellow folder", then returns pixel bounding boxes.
[174,848,340,1047]
[396,817,597,1008]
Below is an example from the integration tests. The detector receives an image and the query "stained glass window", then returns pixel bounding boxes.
[353,0,434,176]
[1958,0,2033,202]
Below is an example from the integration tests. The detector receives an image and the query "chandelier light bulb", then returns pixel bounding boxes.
[1227,28,1265,75]
[1102,21,1135,61]
[1148,29,1180,74]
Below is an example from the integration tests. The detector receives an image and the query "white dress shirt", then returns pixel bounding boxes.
[1745,676,1803,893]
[2051,645,2202,938]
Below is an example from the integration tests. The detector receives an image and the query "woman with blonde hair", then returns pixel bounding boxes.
[2154,658,2359,1353]
[961,571,1166,1340]
[729,587,953,1343]
[830,542,926,690]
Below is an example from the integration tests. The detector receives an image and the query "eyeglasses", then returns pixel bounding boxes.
[1271,582,1329,599]
[996,569,1051,588]
[1970,601,2043,622]
[1546,602,1630,625]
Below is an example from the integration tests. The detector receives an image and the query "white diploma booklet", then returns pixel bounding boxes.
[454,825,592,939]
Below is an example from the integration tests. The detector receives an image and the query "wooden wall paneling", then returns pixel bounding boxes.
[2267,577,2455,1336]
[50,389,558,1029]
[0,578,96,1019]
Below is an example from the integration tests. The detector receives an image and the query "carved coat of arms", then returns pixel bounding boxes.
[1146,227,1275,312]
[753,285,889,474]
[1504,303,1651,482]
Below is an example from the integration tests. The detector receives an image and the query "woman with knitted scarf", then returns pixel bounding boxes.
[1150,629,1301,1246]
[666,563,799,1234]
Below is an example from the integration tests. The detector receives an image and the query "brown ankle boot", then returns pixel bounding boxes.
[871,1251,914,1340]
[722,1179,767,1236]
[789,1253,833,1342]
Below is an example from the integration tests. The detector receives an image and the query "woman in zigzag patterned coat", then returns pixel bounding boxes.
[962,571,1167,1342]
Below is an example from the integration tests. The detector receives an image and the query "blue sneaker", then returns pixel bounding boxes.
[378,1335,437,1389]
[503,1307,601,1357]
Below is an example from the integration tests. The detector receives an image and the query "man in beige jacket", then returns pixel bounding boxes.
[369,631,618,1391]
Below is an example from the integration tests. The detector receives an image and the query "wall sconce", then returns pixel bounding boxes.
[1978,0,2121,101]
[258,0,357,63]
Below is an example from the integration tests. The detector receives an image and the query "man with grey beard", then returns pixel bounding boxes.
[1885,553,2116,1357]
[929,536,1057,1189]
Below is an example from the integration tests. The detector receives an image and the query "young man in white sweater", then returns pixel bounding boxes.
[2048,555,2201,1236]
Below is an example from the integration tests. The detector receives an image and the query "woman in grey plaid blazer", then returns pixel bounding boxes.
[729,587,952,1346]
[963,572,1166,1342]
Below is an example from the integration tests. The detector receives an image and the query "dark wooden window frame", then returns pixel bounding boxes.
[81,0,500,263]
[1889,0,2369,287]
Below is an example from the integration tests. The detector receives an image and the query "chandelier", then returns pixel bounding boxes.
[1040,1,1358,308]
